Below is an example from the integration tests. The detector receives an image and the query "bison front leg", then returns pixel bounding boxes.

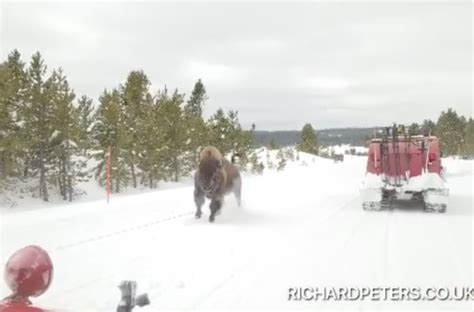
[194,188,205,219]
[209,196,223,223]
[233,176,242,207]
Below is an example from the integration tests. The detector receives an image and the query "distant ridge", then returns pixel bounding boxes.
[253,127,382,147]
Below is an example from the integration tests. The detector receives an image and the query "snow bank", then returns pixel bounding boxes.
[361,172,385,189]
[252,146,331,170]
[0,147,338,211]
[442,157,473,178]
[405,172,446,192]
[361,171,447,193]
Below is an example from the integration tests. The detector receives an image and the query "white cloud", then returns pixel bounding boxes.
[299,76,354,92]
[180,60,246,87]
[1,1,471,129]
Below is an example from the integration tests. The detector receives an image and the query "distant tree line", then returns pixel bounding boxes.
[0,50,254,202]
[407,110,474,158]
[258,111,474,159]
[253,128,383,147]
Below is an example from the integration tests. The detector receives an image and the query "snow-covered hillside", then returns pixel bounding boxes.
[320,144,368,155]
[1,152,472,311]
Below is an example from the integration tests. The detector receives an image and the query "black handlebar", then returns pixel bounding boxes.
[117,281,150,312]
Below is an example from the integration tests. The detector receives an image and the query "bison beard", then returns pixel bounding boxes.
[194,146,242,223]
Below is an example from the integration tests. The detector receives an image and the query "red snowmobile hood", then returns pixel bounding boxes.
[2,245,149,312]
[1,246,54,312]
[0,303,52,312]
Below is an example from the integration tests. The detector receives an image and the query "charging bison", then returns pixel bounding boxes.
[194,146,242,223]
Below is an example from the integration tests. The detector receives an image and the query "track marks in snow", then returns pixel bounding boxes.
[3,157,472,311]
[53,211,194,251]
[187,259,252,310]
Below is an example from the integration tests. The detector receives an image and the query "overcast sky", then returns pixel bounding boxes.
[1,1,472,130]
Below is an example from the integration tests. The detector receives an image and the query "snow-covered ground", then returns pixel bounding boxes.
[1,152,472,311]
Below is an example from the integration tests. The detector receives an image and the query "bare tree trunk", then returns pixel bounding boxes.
[66,140,73,202]
[193,150,198,168]
[0,151,6,179]
[23,155,29,178]
[109,172,113,194]
[61,159,67,200]
[57,176,62,199]
[115,175,120,193]
[173,156,179,182]
[39,144,48,201]
[130,163,137,188]
[67,173,72,202]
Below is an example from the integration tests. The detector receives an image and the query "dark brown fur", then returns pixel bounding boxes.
[194,146,242,222]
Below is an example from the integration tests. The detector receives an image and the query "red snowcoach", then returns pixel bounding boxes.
[0,246,149,312]
[361,125,448,212]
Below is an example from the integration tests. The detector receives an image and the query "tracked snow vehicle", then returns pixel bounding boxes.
[361,125,448,212]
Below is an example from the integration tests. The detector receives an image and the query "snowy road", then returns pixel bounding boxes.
[1,156,472,311]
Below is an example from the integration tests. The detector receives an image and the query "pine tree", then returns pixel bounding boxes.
[268,139,277,150]
[284,147,295,161]
[207,108,234,155]
[24,52,56,201]
[276,149,287,171]
[120,70,152,188]
[207,109,253,167]
[421,119,436,136]
[136,93,164,188]
[92,89,130,192]
[156,88,188,182]
[0,50,28,179]
[183,113,208,167]
[297,123,319,155]
[234,129,254,171]
[184,79,208,168]
[247,151,260,174]
[227,110,254,168]
[265,149,275,169]
[436,108,464,156]
[0,63,10,178]
[461,118,474,159]
[77,95,94,155]
[47,68,90,201]
[185,79,208,116]
[408,122,421,135]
